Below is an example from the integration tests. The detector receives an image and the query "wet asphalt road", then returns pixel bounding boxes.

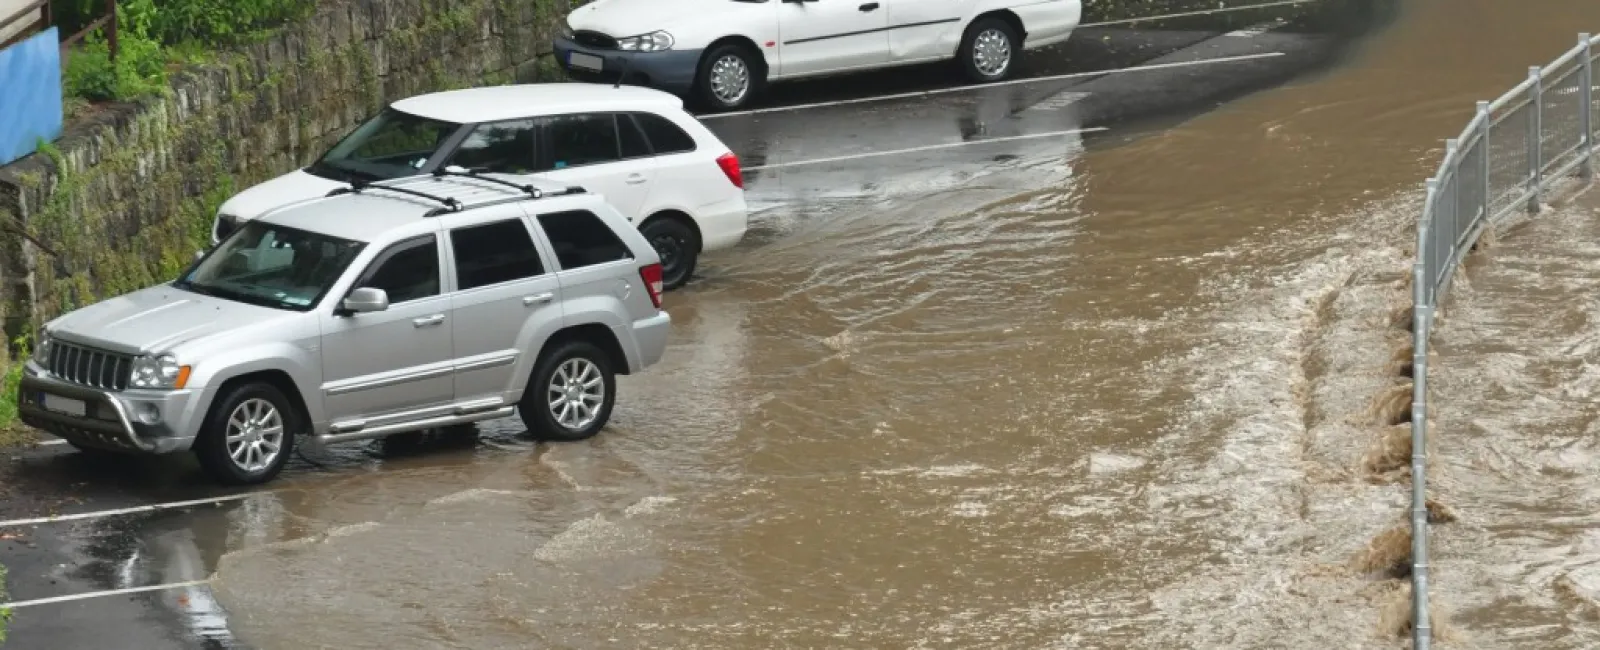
[0,19,1371,650]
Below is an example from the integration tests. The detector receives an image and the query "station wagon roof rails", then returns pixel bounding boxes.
[326,178,463,217]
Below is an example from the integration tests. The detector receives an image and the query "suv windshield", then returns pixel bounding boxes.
[306,107,462,182]
[176,221,366,311]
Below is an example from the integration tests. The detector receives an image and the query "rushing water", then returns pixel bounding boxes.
[186,1,1600,647]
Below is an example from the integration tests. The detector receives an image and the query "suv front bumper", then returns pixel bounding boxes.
[17,366,201,454]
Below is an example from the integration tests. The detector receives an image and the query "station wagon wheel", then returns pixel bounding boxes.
[695,42,761,112]
[639,216,700,291]
[958,17,1021,83]
[195,382,299,486]
[520,339,617,442]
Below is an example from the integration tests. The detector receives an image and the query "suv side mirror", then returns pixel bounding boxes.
[341,287,390,314]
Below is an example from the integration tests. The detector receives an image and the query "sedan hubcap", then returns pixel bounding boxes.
[973,28,1012,77]
[548,358,605,430]
[226,398,284,473]
[710,55,751,105]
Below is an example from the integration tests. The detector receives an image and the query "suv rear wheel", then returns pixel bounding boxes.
[194,382,299,485]
[640,216,700,291]
[520,339,617,442]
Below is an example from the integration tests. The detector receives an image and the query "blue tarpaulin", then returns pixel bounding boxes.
[0,26,63,167]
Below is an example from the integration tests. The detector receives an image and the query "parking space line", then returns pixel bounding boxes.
[742,127,1108,172]
[0,492,270,528]
[1,579,212,609]
[35,438,68,446]
[1080,0,1319,27]
[698,51,1286,120]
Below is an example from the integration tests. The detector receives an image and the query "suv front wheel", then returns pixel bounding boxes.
[194,382,299,485]
[520,339,618,442]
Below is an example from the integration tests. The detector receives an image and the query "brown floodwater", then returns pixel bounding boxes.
[201,1,1600,647]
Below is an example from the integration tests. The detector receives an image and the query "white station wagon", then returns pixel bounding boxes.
[213,84,748,290]
[553,0,1084,111]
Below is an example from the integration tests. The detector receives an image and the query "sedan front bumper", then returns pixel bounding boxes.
[552,36,704,96]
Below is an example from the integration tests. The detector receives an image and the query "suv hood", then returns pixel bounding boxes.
[48,285,296,356]
[566,0,704,38]
[216,169,345,221]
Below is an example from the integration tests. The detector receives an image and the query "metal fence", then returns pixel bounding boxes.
[1409,32,1600,650]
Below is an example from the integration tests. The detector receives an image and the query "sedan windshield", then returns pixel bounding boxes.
[175,221,366,311]
[306,107,462,182]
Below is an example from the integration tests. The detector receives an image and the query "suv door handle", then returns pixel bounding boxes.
[625,173,647,185]
[859,2,879,10]
[523,292,555,306]
[413,314,446,328]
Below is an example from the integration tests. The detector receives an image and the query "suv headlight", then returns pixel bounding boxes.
[31,330,51,365]
[617,30,673,52]
[130,354,192,389]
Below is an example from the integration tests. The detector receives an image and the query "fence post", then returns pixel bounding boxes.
[1582,33,1595,180]
[1480,101,1492,223]
[1412,178,1437,650]
[105,0,118,62]
[1527,66,1543,213]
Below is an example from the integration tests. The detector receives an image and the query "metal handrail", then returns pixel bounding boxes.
[1409,31,1600,650]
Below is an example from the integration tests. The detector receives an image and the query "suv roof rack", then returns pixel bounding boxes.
[323,175,592,218]
[326,178,463,216]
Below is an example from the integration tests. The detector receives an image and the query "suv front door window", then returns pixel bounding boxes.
[446,216,565,404]
[534,113,656,219]
[317,234,455,422]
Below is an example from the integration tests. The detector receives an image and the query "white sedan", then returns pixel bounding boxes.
[553,0,1084,111]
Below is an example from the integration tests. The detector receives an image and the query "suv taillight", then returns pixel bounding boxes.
[715,152,743,189]
[640,263,664,308]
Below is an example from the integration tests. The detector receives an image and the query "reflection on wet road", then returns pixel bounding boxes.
[7,1,1600,648]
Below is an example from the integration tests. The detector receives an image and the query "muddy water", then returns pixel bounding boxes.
[207,1,1600,647]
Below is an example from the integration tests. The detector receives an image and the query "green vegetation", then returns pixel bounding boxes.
[55,0,315,102]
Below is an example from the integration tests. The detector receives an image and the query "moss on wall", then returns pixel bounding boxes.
[0,0,568,351]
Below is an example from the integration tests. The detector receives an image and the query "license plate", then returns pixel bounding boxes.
[42,394,87,417]
[568,52,603,72]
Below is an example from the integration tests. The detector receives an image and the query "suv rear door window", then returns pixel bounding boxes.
[357,235,442,303]
[542,114,620,169]
[450,219,546,290]
[630,112,697,155]
[536,210,634,270]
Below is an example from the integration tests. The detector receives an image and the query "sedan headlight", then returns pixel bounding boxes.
[130,354,192,390]
[617,30,673,52]
[31,330,51,365]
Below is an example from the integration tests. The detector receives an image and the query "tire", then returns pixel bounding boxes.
[639,216,700,291]
[958,17,1021,84]
[694,42,761,112]
[193,382,299,486]
[519,339,617,442]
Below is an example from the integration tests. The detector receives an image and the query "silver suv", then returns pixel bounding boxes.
[16,171,672,486]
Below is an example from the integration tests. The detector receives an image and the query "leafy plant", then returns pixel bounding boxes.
[0,334,30,431]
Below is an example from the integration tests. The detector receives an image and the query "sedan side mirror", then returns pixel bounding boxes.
[341,287,390,314]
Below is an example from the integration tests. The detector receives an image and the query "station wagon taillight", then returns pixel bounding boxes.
[640,263,664,309]
[715,152,743,189]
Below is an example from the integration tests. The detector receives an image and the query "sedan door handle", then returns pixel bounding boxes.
[625,173,647,185]
[523,292,555,306]
[412,314,446,328]
[859,2,878,10]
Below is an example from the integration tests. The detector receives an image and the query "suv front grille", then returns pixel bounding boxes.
[49,341,133,391]
[573,30,616,49]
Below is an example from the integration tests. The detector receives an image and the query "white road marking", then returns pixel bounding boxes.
[1022,91,1093,113]
[0,492,270,528]
[1,580,212,609]
[742,127,1108,172]
[1080,0,1320,28]
[698,51,1287,119]
[35,438,69,446]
